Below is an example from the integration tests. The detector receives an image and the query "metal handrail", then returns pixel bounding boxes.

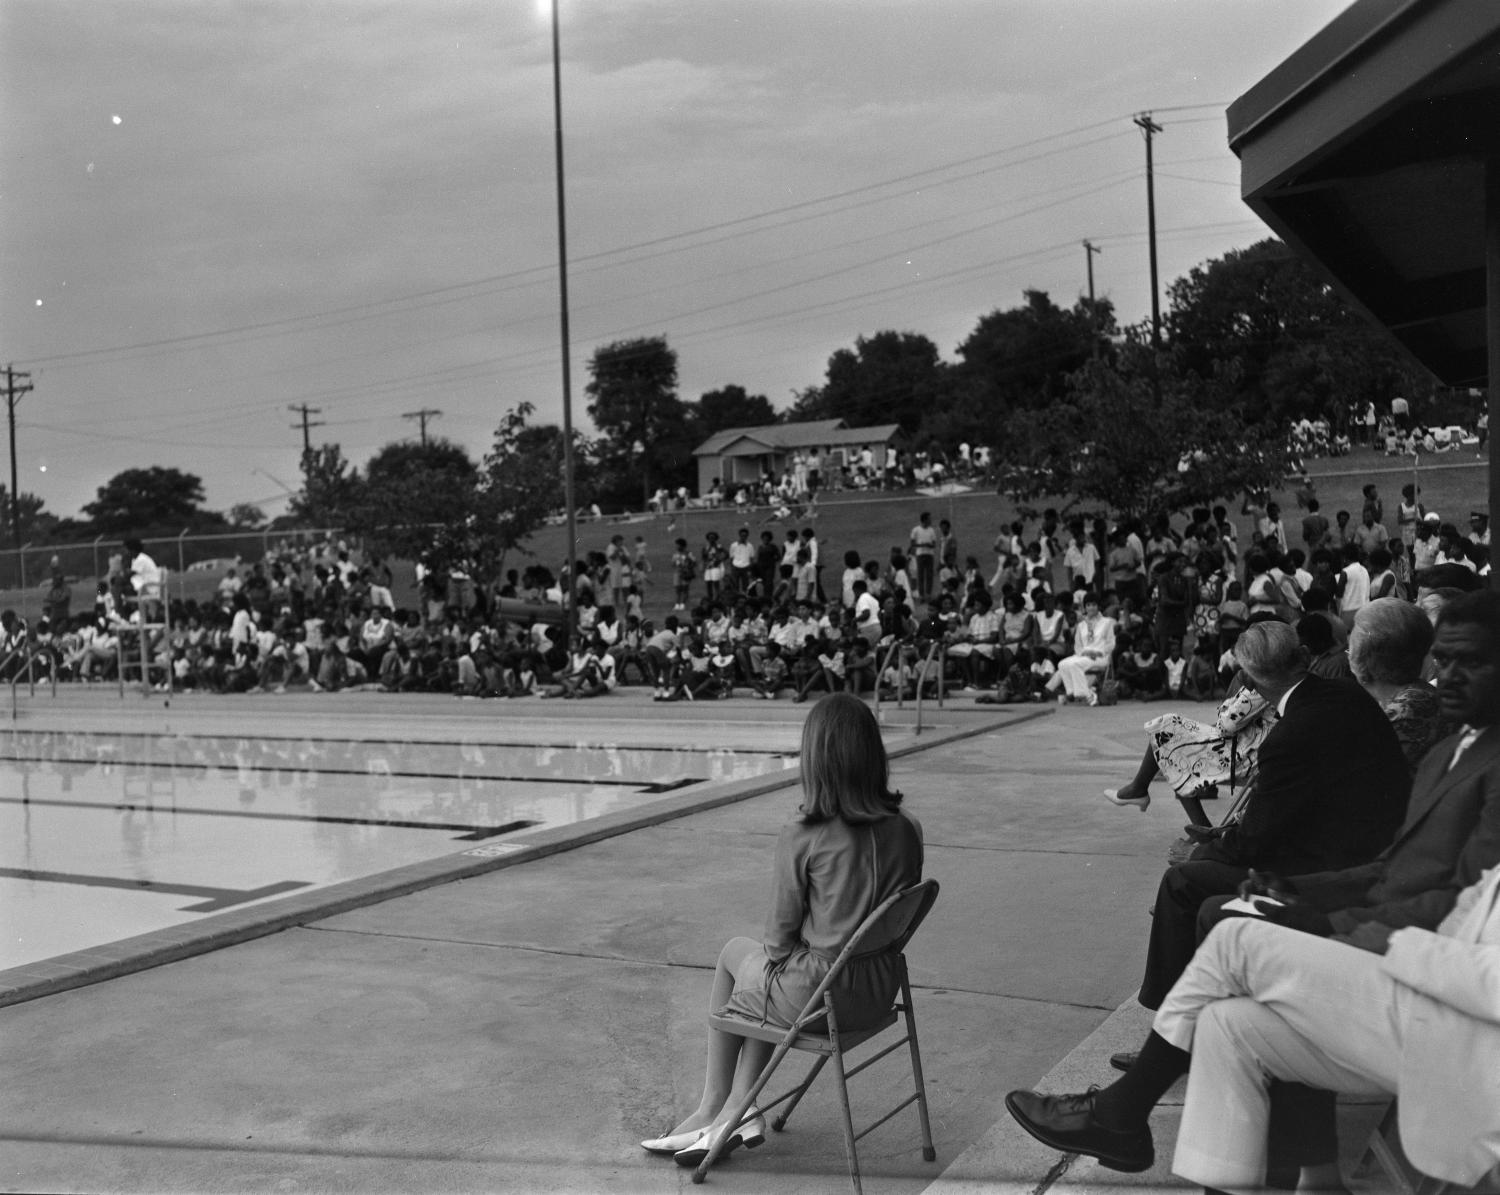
[7,638,55,720]
[912,642,942,736]
[872,637,903,720]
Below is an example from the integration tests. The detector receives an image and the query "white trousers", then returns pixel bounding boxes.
[1154,917,1404,1191]
[1053,653,1104,698]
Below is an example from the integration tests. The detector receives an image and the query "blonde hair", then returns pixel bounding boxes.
[797,692,903,824]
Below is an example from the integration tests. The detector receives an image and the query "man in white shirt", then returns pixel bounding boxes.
[908,511,939,599]
[125,538,163,622]
[1335,544,1370,631]
[727,527,756,595]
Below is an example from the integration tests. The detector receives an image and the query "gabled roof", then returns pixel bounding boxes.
[693,419,845,457]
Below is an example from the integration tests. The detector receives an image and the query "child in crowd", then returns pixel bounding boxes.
[1182,639,1219,701]
[753,642,789,699]
[1162,638,1188,697]
[710,641,738,698]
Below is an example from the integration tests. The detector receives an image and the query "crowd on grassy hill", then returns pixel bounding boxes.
[0,472,1490,702]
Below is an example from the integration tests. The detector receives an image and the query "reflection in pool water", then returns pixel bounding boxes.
[0,728,799,971]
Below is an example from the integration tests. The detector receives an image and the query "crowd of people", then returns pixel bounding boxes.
[2,476,1494,714]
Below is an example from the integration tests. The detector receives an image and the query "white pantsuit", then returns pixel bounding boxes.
[1155,865,1500,1190]
[1049,614,1114,699]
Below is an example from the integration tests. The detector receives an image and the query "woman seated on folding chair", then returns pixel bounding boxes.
[1101,665,1276,829]
[640,691,924,1167]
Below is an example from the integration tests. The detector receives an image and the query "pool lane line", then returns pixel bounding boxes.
[0,869,312,913]
[0,729,800,757]
[0,796,540,841]
[0,754,739,790]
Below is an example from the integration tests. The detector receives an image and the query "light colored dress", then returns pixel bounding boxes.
[719,809,923,1031]
[1143,685,1276,796]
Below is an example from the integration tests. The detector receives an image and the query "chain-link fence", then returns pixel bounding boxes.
[0,527,350,623]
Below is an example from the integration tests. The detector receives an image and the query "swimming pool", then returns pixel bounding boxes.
[0,721,801,971]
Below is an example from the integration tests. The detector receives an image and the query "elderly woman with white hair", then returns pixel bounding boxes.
[1349,596,1452,771]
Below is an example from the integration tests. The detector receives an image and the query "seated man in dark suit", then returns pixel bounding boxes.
[1004,590,1500,1182]
[1135,619,1411,1013]
[1217,587,1500,1185]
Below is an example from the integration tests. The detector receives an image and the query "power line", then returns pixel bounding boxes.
[12,112,1175,371]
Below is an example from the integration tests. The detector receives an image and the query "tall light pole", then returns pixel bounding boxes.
[550,0,578,639]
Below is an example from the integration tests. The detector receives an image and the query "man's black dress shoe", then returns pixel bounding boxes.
[1110,1050,1138,1073]
[1004,1088,1154,1173]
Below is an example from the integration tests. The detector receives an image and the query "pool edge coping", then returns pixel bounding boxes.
[0,705,1049,1008]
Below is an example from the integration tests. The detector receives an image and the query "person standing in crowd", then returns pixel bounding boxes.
[908,511,938,600]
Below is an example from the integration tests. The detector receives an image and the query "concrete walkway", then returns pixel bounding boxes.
[0,695,1387,1193]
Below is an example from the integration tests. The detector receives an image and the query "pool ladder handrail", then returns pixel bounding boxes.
[872,638,943,735]
[7,638,57,721]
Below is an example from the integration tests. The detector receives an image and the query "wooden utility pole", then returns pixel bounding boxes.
[1083,240,1102,357]
[402,408,442,447]
[287,403,324,456]
[1134,113,1164,350]
[5,365,34,548]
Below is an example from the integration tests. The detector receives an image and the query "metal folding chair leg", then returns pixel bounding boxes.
[900,970,937,1162]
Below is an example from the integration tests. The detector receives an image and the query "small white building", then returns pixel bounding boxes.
[692,419,901,496]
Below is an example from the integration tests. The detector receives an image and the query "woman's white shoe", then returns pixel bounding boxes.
[640,1126,709,1154]
[672,1106,766,1167]
[1103,787,1150,812]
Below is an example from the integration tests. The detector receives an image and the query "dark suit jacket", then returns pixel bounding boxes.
[1292,725,1500,946]
[1211,673,1410,874]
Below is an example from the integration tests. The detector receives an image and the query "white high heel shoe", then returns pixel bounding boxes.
[672,1106,767,1167]
[1103,787,1150,812]
[640,1125,710,1154]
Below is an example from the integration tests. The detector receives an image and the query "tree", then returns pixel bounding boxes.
[81,466,213,533]
[997,341,1285,521]
[364,437,477,496]
[586,336,691,507]
[345,438,480,566]
[289,444,363,527]
[1166,239,1436,426]
[955,290,1113,416]
[694,385,776,437]
[477,404,570,573]
[0,486,54,543]
[227,502,267,529]
[803,330,951,436]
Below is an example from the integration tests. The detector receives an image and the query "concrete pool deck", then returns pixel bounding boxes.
[0,692,1392,1193]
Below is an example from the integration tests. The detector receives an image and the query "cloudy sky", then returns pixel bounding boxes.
[2,0,1349,523]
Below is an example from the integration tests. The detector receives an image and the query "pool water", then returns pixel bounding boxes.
[0,727,799,971]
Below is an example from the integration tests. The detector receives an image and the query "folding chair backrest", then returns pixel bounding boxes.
[789,879,940,1033]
